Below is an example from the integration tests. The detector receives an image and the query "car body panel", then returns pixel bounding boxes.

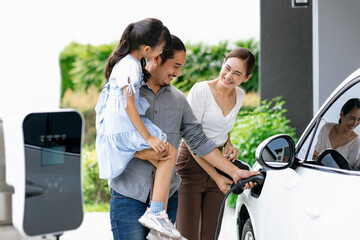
[236,67,360,240]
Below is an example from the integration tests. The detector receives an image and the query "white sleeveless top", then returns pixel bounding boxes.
[314,122,360,168]
[187,81,245,147]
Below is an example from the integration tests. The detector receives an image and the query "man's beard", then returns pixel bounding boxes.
[163,75,176,86]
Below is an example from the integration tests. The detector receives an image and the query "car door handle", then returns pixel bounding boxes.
[304,202,321,220]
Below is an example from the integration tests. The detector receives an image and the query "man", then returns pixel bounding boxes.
[109,35,258,240]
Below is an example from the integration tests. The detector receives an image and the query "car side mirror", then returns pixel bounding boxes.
[315,149,352,170]
[255,134,296,170]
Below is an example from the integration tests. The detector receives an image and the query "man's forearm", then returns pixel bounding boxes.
[202,148,235,177]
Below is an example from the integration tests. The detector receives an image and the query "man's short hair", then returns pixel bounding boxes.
[160,35,186,65]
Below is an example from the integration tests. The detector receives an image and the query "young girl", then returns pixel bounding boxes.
[95,18,181,239]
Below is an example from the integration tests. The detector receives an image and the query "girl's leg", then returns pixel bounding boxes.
[151,144,177,207]
[138,144,181,238]
[163,184,170,210]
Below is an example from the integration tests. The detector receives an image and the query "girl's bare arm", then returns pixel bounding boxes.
[124,85,166,153]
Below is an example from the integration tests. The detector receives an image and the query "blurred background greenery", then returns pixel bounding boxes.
[59,39,296,211]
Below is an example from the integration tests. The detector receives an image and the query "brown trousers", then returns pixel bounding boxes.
[176,141,225,240]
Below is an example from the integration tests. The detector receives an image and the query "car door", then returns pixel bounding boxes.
[245,70,360,240]
[292,73,360,239]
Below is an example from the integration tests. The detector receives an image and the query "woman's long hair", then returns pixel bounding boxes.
[339,98,360,124]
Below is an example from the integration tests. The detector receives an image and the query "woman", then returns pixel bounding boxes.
[176,48,255,240]
[313,98,360,169]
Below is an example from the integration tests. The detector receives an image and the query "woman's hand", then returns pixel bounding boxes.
[214,174,233,194]
[224,141,239,162]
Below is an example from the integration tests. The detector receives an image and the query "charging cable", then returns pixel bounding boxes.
[213,174,265,240]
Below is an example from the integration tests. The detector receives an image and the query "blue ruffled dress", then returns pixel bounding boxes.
[95,54,167,179]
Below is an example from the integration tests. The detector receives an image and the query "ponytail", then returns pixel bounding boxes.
[141,58,151,82]
[105,23,134,80]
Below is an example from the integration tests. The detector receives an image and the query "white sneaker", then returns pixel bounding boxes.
[146,229,170,240]
[146,229,188,240]
[139,208,181,239]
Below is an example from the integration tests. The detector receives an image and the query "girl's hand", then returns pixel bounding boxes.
[215,174,233,194]
[146,136,167,154]
[135,143,171,161]
[224,142,239,162]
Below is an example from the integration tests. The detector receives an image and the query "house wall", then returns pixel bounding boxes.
[313,0,360,113]
[260,0,313,137]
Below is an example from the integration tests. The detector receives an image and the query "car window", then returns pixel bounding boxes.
[297,81,360,170]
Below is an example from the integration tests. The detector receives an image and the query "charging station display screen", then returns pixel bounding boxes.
[22,111,83,236]
[23,112,82,160]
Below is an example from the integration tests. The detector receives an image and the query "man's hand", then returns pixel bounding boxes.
[232,169,260,190]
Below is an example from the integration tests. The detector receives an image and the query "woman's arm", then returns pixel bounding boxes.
[312,150,319,160]
[124,85,166,153]
[185,144,232,194]
[348,138,360,167]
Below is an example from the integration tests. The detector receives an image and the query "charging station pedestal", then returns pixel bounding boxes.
[0,110,84,239]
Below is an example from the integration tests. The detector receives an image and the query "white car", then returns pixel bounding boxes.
[235,67,360,240]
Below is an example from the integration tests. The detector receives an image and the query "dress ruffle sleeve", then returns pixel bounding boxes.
[110,58,142,109]
[95,82,110,124]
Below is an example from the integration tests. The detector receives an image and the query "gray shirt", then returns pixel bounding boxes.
[109,83,216,203]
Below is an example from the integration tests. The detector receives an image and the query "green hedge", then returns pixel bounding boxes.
[59,39,259,97]
[59,42,115,97]
[82,145,110,206]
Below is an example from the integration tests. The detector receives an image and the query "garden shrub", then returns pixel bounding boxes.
[82,109,96,146]
[227,97,297,208]
[82,145,110,206]
[59,42,89,98]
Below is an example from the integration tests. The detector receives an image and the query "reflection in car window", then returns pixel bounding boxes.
[297,81,360,171]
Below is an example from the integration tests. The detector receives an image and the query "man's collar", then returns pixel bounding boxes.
[141,81,171,92]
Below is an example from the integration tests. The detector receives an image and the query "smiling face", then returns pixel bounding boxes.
[154,50,186,86]
[219,57,251,89]
[340,108,360,132]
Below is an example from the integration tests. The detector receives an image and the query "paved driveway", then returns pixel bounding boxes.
[62,205,236,240]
